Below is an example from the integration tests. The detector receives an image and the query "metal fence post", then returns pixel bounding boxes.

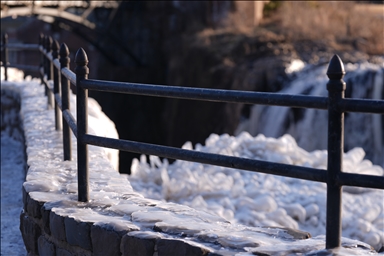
[45,36,54,108]
[2,33,8,81]
[325,54,346,249]
[75,48,89,202]
[43,36,48,94]
[52,39,62,130]
[39,33,44,85]
[60,43,72,161]
[46,36,53,80]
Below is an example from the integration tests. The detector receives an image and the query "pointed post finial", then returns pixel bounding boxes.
[326,54,346,92]
[59,43,70,67]
[52,39,59,59]
[75,48,88,66]
[60,43,69,58]
[75,48,89,78]
[326,55,345,81]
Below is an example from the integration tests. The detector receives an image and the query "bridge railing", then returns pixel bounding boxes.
[1,33,384,250]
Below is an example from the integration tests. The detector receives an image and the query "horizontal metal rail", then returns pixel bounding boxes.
[61,67,76,86]
[81,79,384,114]
[82,133,328,183]
[53,58,60,70]
[54,93,62,110]
[54,93,77,137]
[337,172,384,189]
[81,79,329,109]
[339,98,384,114]
[83,134,384,190]
[41,76,52,90]
[62,110,78,138]
[41,76,54,106]
[46,52,53,62]
[7,64,39,72]
[1,43,39,50]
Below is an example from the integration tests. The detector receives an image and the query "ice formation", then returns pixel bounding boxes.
[129,132,384,251]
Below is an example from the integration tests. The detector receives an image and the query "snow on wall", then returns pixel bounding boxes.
[2,67,383,255]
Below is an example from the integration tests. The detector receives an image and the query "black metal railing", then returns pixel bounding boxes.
[1,33,384,250]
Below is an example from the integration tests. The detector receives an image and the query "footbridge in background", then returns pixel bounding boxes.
[1,0,142,66]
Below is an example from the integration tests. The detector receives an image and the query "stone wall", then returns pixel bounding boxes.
[21,189,218,256]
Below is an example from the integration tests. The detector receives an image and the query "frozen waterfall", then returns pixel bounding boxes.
[235,60,384,167]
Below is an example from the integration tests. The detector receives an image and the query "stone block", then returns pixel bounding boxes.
[20,212,42,255]
[280,227,311,239]
[91,225,122,256]
[26,194,43,218]
[157,239,210,256]
[50,211,66,242]
[121,234,155,256]
[38,235,55,256]
[207,253,228,256]
[64,217,92,250]
[56,247,73,256]
[41,206,51,235]
[22,186,28,211]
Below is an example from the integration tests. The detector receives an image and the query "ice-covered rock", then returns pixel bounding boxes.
[129,132,384,251]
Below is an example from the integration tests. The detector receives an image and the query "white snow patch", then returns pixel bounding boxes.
[285,59,306,74]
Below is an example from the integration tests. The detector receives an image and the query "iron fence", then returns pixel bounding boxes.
[1,33,384,250]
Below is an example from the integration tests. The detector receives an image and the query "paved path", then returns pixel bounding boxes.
[1,133,27,256]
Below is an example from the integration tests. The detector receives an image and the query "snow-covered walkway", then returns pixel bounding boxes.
[1,133,27,256]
